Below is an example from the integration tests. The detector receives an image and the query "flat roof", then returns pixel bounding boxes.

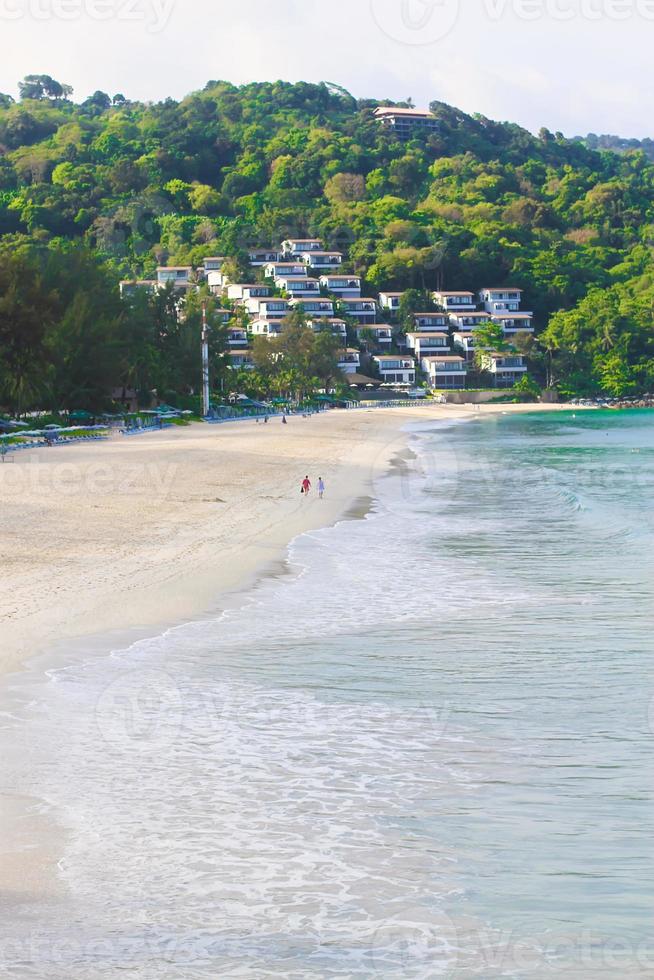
[492,312,533,319]
[374,106,435,118]
[434,291,475,296]
[277,276,319,282]
[374,354,415,361]
[481,287,523,292]
[422,355,465,362]
[322,274,361,280]
[406,331,449,338]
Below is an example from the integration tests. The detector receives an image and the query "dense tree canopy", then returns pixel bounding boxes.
[2,77,654,406]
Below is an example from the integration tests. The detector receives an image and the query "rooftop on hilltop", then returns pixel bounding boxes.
[374,106,435,119]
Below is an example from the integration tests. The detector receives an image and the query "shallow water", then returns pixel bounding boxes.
[1,410,653,978]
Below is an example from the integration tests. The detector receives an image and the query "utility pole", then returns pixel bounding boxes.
[201,302,210,417]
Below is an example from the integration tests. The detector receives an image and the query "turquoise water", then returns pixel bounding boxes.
[1,410,653,977]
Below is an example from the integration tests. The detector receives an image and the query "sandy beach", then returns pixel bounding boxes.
[0,403,567,677]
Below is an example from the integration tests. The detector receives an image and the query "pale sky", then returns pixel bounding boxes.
[0,0,651,137]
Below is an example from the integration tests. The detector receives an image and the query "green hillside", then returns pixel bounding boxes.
[2,77,654,409]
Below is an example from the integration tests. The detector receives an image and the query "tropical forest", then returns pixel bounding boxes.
[2,75,654,411]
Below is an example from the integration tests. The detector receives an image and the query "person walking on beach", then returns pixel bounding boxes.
[318,477,325,500]
[301,475,311,496]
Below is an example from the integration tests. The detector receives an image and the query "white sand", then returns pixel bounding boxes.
[0,403,567,676]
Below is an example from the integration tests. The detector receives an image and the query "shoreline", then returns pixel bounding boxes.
[0,401,576,926]
[0,402,572,682]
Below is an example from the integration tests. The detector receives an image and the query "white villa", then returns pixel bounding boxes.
[480,351,528,387]
[157,266,193,291]
[373,106,439,140]
[404,332,451,358]
[264,261,306,279]
[250,318,284,338]
[276,277,321,298]
[203,257,225,272]
[302,250,343,271]
[338,349,361,374]
[320,275,362,297]
[479,288,523,313]
[354,324,393,347]
[372,355,416,386]
[207,272,228,293]
[248,249,280,267]
[378,291,404,313]
[307,318,348,340]
[341,298,377,324]
[448,311,492,330]
[281,238,323,256]
[245,297,291,319]
[492,313,534,336]
[227,350,255,370]
[227,283,272,302]
[289,298,335,317]
[433,291,476,312]
[414,312,450,331]
[227,326,249,347]
[453,331,476,362]
[421,355,468,390]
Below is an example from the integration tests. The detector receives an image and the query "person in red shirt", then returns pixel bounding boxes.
[301,476,311,495]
